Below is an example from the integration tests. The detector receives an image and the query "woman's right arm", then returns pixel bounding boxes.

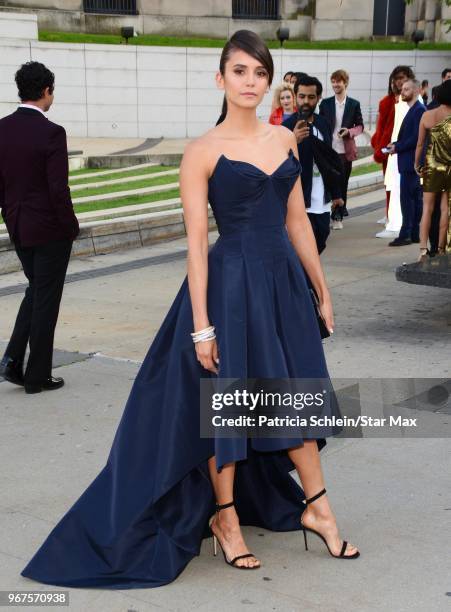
[179,141,219,374]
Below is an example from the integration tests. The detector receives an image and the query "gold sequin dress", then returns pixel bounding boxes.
[422,115,451,193]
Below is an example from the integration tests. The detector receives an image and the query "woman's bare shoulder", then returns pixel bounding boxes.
[182,130,221,169]
[422,108,441,123]
[183,132,210,157]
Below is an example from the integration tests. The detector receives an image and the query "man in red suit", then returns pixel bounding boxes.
[0,62,79,394]
[371,66,415,214]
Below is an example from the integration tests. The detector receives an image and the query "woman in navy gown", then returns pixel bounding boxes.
[21,30,359,589]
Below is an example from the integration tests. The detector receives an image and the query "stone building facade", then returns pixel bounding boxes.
[0,0,449,41]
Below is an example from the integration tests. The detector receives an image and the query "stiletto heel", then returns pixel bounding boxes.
[303,527,308,551]
[417,246,430,262]
[300,488,360,559]
[209,500,260,569]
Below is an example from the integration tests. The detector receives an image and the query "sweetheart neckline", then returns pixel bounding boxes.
[208,148,298,183]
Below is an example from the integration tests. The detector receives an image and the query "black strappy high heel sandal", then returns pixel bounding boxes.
[209,500,261,570]
[300,488,360,559]
[417,247,430,262]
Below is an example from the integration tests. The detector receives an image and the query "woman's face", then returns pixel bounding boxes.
[217,49,269,110]
[280,90,294,111]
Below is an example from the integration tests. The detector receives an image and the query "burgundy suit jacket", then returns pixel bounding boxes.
[0,107,79,247]
[371,94,396,164]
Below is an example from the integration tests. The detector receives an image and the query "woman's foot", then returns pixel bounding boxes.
[417,246,430,262]
[210,506,260,568]
[301,497,359,558]
[437,246,446,256]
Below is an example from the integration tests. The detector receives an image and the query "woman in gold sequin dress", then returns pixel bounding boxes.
[415,80,451,261]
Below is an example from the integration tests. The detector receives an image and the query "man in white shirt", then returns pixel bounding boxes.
[320,70,364,229]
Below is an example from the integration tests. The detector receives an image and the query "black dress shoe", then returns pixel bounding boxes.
[24,377,65,394]
[388,238,412,247]
[411,238,420,243]
[0,357,24,386]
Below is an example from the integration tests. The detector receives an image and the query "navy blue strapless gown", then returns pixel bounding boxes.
[21,148,343,589]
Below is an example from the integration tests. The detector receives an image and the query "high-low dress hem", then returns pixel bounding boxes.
[21,149,342,589]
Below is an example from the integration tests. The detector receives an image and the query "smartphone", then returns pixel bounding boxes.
[381,147,390,154]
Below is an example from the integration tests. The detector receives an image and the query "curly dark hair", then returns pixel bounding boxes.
[15,61,55,102]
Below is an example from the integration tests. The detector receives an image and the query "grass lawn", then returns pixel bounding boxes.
[69,167,111,177]
[70,165,178,185]
[74,188,180,213]
[39,31,451,51]
[351,162,381,176]
[72,173,179,198]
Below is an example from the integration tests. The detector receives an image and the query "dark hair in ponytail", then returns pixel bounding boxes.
[216,29,274,125]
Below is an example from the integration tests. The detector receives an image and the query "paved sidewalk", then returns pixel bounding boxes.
[0,206,450,611]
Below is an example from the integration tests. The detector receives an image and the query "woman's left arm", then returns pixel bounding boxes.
[283,130,334,334]
[414,114,427,173]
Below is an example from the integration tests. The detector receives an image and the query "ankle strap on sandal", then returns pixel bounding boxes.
[303,488,326,505]
[216,500,234,512]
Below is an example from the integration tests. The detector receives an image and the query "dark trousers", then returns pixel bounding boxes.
[398,172,423,241]
[429,194,441,254]
[307,211,331,255]
[5,240,72,384]
[331,154,352,221]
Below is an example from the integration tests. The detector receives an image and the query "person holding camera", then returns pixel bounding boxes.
[283,75,343,254]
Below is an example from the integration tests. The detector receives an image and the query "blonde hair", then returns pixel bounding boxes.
[271,82,295,111]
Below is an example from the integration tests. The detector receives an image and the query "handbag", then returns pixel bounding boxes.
[309,287,331,340]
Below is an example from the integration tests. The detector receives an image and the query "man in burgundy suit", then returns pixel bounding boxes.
[0,61,79,394]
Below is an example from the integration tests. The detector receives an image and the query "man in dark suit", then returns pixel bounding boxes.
[319,69,364,228]
[427,68,451,110]
[386,79,426,246]
[0,61,79,393]
[283,75,343,254]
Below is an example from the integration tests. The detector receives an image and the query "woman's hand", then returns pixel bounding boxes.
[332,198,344,210]
[195,338,219,375]
[319,294,335,335]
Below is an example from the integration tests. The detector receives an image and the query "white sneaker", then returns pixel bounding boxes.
[332,221,343,230]
[377,217,387,225]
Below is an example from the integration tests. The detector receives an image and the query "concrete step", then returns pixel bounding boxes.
[76,198,182,222]
[0,177,385,235]
[70,168,179,191]
[72,181,180,205]
[72,173,380,206]
[352,154,376,168]
[0,180,386,273]
[69,161,159,181]
[348,170,383,190]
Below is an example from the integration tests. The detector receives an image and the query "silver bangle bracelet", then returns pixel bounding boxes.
[191,325,215,339]
[192,332,216,344]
